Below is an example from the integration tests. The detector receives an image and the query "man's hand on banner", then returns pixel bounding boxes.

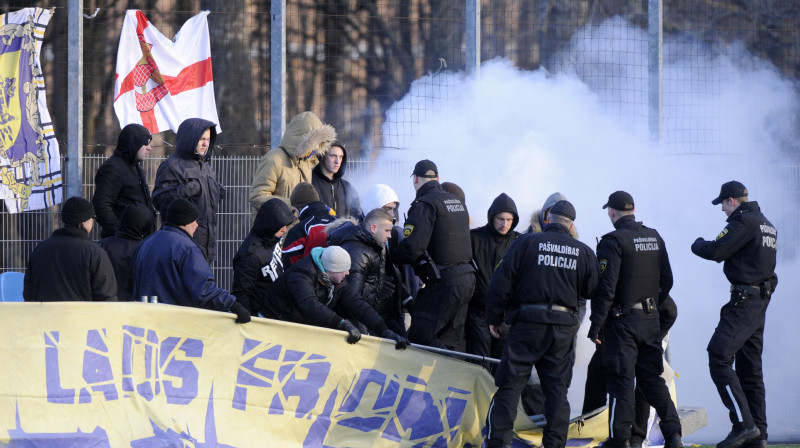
[382,329,409,350]
[338,319,361,344]
[230,302,251,324]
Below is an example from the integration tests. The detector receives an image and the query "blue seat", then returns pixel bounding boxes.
[0,271,25,302]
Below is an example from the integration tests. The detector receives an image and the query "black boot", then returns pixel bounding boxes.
[665,432,684,448]
[717,426,760,448]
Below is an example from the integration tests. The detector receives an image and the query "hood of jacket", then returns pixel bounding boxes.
[361,184,399,213]
[114,124,152,164]
[116,203,155,240]
[314,141,348,181]
[253,198,297,239]
[327,220,381,251]
[487,193,519,232]
[280,112,337,161]
[175,118,217,162]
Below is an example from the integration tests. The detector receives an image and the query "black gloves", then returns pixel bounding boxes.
[380,277,396,300]
[230,301,251,324]
[180,179,202,198]
[338,319,361,344]
[690,237,704,254]
[381,329,409,350]
[587,322,602,343]
[402,296,414,313]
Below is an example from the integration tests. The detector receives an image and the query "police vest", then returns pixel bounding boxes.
[417,189,472,265]
[605,224,663,306]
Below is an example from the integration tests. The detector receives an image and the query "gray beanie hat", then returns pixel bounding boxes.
[321,246,351,273]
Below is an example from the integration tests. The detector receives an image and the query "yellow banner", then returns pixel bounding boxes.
[0,302,540,447]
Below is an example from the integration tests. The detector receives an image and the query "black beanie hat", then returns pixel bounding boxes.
[290,182,320,209]
[61,197,95,225]
[165,198,199,226]
[550,200,577,221]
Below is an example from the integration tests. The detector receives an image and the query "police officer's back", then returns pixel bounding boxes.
[391,159,474,350]
[587,191,682,448]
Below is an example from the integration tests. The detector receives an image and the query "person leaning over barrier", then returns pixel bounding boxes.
[263,245,408,349]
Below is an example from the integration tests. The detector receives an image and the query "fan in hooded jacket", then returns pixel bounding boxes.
[249,111,337,212]
[152,118,224,263]
[92,123,157,239]
[232,198,296,315]
[467,193,520,368]
[311,141,363,219]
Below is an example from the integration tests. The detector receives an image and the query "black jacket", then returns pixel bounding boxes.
[590,215,673,326]
[486,224,599,326]
[392,180,472,268]
[232,199,296,314]
[92,124,156,238]
[152,118,223,262]
[24,227,117,302]
[264,252,389,334]
[327,221,390,317]
[98,204,154,302]
[470,193,520,311]
[691,201,778,290]
[312,145,363,219]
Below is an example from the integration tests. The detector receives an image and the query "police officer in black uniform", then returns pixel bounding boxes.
[587,191,682,448]
[485,200,599,448]
[691,181,777,448]
[391,159,475,350]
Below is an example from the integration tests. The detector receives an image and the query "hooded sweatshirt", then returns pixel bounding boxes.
[232,199,297,314]
[249,111,337,212]
[99,203,155,301]
[92,124,156,238]
[526,192,579,238]
[470,193,521,310]
[312,142,363,219]
[152,118,223,262]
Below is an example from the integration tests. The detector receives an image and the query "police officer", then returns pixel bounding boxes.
[485,200,599,448]
[587,191,682,448]
[691,181,776,448]
[391,159,475,350]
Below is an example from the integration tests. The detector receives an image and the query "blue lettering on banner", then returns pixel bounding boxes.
[44,327,203,405]
[233,338,331,416]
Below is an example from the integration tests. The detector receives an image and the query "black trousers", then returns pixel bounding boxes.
[408,264,475,349]
[486,321,576,448]
[465,305,493,369]
[707,290,769,436]
[604,310,681,442]
[583,342,652,443]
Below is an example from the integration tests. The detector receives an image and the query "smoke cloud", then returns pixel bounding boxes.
[367,17,800,443]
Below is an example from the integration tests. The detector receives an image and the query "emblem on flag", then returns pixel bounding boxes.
[114,10,220,135]
[0,8,62,213]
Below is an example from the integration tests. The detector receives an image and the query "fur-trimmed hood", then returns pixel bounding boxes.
[279,112,337,161]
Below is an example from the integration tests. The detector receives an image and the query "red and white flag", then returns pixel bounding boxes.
[113,10,220,134]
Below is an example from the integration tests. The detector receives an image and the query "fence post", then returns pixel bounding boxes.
[648,0,663,150]
[465,0,480,77]
[67,0,84,198]
[270,0,287,150]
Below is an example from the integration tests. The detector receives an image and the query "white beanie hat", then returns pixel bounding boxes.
[321,246,351,273]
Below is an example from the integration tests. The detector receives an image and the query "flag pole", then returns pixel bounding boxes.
[408,342,501,364]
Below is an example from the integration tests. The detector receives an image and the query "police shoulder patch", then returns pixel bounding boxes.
[599,259,608,273]
[403,225,414,238]
[716,228,728,241]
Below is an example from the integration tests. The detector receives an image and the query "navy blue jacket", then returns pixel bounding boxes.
[133,225,235,311]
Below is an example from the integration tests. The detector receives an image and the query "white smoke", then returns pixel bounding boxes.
[369,17,800,443]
